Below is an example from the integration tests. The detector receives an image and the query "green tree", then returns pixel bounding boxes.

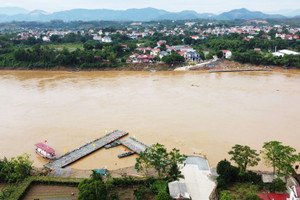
[220,191,232,200]
[78,170,107,200]
[0,154,32,183]
[261,141,300,175]
[133,185,148,200]
[269,177,286,193]
[228,145,260,172]
[155,191,173,200]
[135,143,186,179]
[216,159,239,189]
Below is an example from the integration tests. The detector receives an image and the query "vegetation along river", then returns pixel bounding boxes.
[0,70,299,171]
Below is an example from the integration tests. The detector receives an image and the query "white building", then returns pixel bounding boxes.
[272,49,300,57]
[289,186,300,200]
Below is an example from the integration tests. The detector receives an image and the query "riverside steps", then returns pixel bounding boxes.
[44,130,128,169]
[119,137,150,154]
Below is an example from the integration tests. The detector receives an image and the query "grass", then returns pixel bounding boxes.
[3,176,83,200]
[221,182,266,200]
[45,43,84,51]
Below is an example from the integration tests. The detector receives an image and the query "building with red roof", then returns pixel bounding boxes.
[258,193,290,200]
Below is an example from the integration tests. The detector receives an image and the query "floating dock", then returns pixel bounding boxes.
[209,69,272,73]
[44,130,128,169]
[119,137,150,154]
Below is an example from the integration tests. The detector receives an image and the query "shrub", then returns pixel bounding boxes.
[220,191,232,200]
[269,177,286,193]
[150,180,168,194]
[245,192,263,200]
[134,185,148,200]
[155,190,173,200]
[216,159,239,189]
[238,171,263,188]
[109,192,120,200]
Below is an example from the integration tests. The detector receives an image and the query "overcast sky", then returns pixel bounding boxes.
[0,0,299,13]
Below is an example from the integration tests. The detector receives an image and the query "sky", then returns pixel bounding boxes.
[0,0,299,14]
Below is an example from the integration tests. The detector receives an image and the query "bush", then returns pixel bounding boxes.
[109,192,120,200]
[220,191,232,200]
[155,190,173,200]
[216,159,239,189]
[269,177,286,193]
[78,176,107,200]
[150,180,168,194]
[0,154,33,183]
[245,192,263,200]
[238,171,263,188]
[134,185,148,200]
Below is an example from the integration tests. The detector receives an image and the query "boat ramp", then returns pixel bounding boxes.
[44,130,128,169]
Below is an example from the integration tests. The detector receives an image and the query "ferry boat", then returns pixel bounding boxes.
[35,143,56,160]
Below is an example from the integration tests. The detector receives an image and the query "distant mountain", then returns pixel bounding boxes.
[0,7,29,15]
[0,7,286,22]
[267,9,300,17]
[216,8,285,20]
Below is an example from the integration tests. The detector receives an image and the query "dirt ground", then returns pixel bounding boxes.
[23,185,78,200]
[192,60,274,71]
[0,183,9,192]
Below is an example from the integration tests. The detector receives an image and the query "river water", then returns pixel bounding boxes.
[0,70,299,171]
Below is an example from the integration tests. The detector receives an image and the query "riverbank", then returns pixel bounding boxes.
[0,60,296,72]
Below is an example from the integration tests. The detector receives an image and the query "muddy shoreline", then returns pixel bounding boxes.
[0,60,295,72]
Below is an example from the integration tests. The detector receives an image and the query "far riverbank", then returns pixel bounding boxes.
[0,60,297,72]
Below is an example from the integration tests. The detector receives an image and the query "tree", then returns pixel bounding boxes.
[228,145,260,172]
[261,141,300,175]
[155,191,173,200]
[135,143,186,179]
[0,154,32,183]
[220,192,232,200]
[269,177,286,193]
[78,170,107,200]
[216,159,239,189]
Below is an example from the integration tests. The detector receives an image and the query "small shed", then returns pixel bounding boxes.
[262,174,286,184]
[168,181,191,200]
[93,169,107,176]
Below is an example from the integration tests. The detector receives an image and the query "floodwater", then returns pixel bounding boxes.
[0,70,300,171]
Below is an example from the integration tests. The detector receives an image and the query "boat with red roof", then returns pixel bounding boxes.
[35,143,56,160]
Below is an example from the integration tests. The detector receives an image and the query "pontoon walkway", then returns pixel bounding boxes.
[44,130,128,169]
[119,137,150,154]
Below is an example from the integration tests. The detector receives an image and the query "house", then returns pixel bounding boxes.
[151,48,161,56]
[157,40,166,47]
[285,35,294,40]
[93,36,102,41]
[289,186,300,200]
[137,47,152,54]
[102,36,112,43]
[201,50,210,56]
[191,35,199,40]
[42,36,50,42]
[273,49,300,57]
[258,193,290,200]
[159,51,169,59]
[184,51,201,63]
[221,50,232,59]
[168,181,191,200]
[261,34,271,40]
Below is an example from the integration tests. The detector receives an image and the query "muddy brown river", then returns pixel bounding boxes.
[0,70,299,171]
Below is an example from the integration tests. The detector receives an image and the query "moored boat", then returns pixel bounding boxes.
[35,143,56,160]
